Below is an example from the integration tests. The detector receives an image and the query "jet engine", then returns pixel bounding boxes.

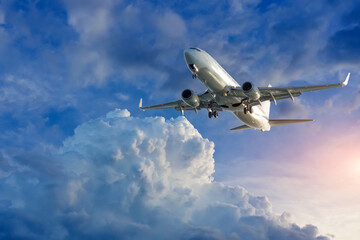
[242,82,261,100]
[181,89,200,108]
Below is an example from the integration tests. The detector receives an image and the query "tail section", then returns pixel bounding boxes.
[261,100,271,118]
[261,84,273,118]
[269,119,313,126]
[230,119,313,131]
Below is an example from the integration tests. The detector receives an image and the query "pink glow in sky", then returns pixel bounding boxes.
[218,120,360,240]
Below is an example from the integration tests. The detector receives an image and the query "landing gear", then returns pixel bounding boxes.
[243,106,253,114]
[192,74,197,79]
[238,98,253,115]
[208,111,218,118]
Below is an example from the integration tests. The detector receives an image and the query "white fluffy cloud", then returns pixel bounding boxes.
[0,109,330,239]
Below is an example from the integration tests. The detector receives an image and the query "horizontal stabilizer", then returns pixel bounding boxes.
[230,125,251,131]
[269,119,313,126]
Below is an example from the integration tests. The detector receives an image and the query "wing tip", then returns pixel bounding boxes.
[139,98,144,110]
[342,72,350,86]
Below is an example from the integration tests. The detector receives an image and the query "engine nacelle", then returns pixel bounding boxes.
[242,82,261,100]
[181,89,200,108]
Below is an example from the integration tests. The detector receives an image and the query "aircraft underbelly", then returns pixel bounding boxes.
[198,68,226,92]
[232,107,271,131]
[197,64,239,93]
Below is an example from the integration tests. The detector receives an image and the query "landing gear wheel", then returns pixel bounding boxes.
[249,106,253,114]
[192,74,197,79]
[214,111,218,118]
[208,112,213,118]
[243,106,252,114]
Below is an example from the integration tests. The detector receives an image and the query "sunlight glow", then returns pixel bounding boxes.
[348,157,360,184]
[354,160,360,174]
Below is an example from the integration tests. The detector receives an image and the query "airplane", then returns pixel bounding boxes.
[139,47,350,131]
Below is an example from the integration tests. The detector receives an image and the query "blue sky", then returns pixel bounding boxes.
[1,0,360,239]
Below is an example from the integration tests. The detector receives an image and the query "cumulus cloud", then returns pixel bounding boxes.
[0,109,330,239]
[0,1,357,239]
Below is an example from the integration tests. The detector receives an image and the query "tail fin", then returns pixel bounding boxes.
[269,119,313,126]
[261,100,271,118]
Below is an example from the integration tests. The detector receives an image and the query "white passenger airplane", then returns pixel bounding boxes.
[139,48,350,131]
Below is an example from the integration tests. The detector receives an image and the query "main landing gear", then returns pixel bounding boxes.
[243,106,253,114]
[239,98,253,115]
[208,111,218,118]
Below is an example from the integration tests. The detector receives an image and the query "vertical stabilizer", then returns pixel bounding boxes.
[261,100,271,118]
[261,83,272,118]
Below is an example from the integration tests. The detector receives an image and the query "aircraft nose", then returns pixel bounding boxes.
[184,49,192,61]
[184,48,197,63]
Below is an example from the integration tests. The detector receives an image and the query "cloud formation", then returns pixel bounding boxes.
[0,109,330,239]
[0,1,358,239]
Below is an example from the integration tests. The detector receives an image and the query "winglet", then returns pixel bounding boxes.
[342,72,350,86]
[139,98,143,110]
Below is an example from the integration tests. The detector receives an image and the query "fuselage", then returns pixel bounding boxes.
[184,48,271,131]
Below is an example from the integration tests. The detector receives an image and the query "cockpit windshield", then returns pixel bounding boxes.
[189,47,201,52]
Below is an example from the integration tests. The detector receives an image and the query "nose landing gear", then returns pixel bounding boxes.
[189,64,198,79]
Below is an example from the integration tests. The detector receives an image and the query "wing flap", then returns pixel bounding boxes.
[139,98,183,110]
[139,91,220,111]
[259,72,350,99]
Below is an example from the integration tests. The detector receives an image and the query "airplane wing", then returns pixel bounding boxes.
[139,91,223,112]
[257,72,350,103]
[231,73,350,106]
[139,98,181,110]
